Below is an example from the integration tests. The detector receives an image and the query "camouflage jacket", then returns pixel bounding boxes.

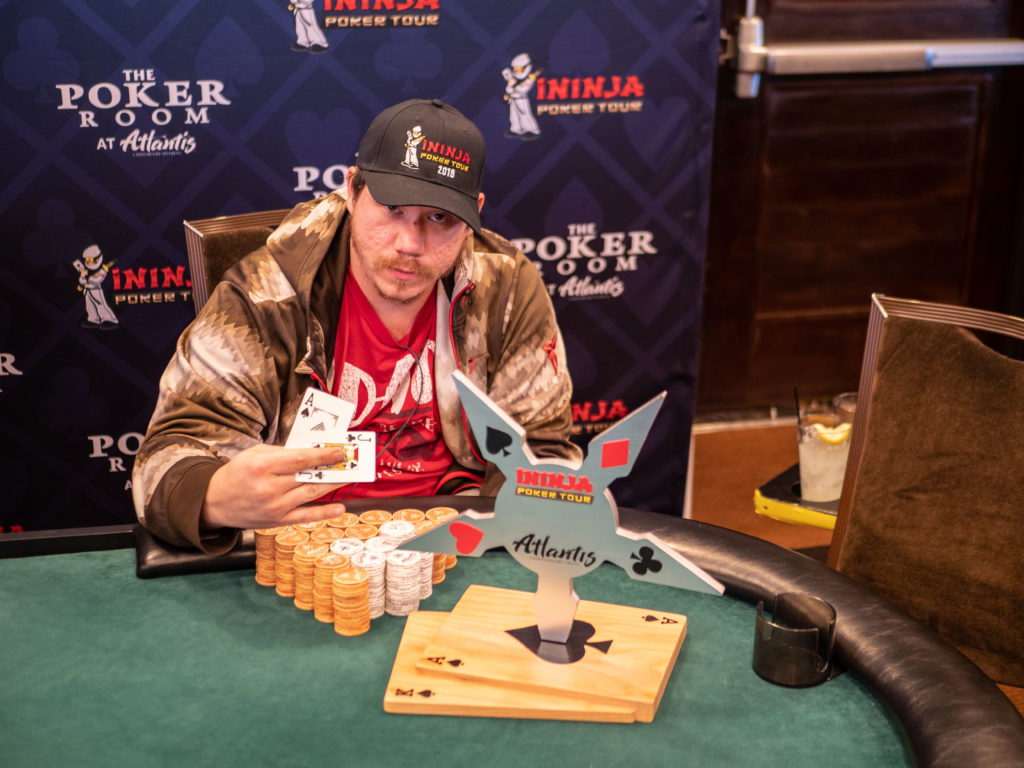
[132,189,580,552]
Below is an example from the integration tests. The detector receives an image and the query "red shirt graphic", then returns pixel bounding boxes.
[327,271,454,498]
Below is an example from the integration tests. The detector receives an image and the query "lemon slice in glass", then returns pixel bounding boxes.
[813,422,852,445]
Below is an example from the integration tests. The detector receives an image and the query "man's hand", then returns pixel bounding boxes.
[203,444,350,530]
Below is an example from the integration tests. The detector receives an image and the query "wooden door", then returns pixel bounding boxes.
[699,0,1024,411]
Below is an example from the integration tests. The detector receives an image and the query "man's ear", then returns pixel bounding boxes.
[477,192,485,213]
[345,167,359,213]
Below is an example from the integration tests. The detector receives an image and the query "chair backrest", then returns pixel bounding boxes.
[828,293,1024,686]
[183,209,289,313]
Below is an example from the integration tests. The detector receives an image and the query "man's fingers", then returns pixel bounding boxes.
[279,501,349,527]
[278,481,346,512]
[269,446,347,475]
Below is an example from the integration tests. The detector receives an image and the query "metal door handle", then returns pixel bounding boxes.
[724,3,1024,97]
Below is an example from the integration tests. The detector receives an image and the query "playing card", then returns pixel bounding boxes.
[296,431,377,484]
[285,387,356,449]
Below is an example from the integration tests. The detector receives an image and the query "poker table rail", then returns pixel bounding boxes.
[3,498,1022,768]
[622,506,1024,768]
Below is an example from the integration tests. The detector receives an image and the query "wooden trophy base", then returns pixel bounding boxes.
[383,585,687,723]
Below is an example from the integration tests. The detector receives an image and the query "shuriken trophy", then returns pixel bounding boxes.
[402,372,725,645]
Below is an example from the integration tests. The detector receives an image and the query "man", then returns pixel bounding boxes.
[132,99,580,554]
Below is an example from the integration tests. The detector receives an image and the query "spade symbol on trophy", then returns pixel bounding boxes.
[485,426,513,456]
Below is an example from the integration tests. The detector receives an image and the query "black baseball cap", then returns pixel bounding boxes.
[355,99,486,232]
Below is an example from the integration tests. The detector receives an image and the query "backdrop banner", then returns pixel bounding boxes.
[0,0,719,532]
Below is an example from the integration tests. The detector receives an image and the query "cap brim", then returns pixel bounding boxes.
[361,169,482,233]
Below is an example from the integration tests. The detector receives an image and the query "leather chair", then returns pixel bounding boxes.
[183,209,289,313]
[828,293,1024,686]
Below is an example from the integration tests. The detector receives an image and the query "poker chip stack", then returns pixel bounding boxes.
[418,545,434,599]
[254,506,463,637]
[378,519,415,547]
[427,506,460,571]
[273,528,310,598]
[385,549,423,616]
[412,519,447,586]
[332,566,371,636]
[291,540,329,611]
[431,552,447,584]
[312,552,350,623]
[254,526,285,587]
[352,549,387,619]
[376,519,432,598]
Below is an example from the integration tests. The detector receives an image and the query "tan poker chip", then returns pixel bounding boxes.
[310,527,346,545]
[413,519,435,534]
[426,506,459,523]
[345,523,379,541]
[332,565,368,589]
[359,509,393,526]
[275,528,310,547]
[294,520,327,532]
[325,512,359,529]
[393,508,425,523]
[315,552,351,573]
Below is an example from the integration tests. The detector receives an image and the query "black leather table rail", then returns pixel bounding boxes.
[619,506,1024,768]
[5,498,1023,768]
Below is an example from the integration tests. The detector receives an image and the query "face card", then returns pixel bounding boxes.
[295,431,376,483]
[285,387,356,449]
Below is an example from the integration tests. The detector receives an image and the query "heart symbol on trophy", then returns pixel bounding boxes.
[448,521,485,555]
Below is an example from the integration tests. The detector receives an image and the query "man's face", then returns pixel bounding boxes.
[346,173,472,310]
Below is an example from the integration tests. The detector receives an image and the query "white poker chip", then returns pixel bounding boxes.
[330,539,365,556]
[364,537,397,554]
[379,520,415,543]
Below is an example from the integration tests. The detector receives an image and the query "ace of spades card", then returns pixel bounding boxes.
[285,387,355,449]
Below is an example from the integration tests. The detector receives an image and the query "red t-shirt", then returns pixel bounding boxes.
[326,271,454,498]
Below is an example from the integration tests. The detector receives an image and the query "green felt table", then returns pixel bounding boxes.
[1,546,910,768]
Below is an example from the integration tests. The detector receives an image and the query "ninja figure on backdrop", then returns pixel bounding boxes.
[502,53,541,140]
[74,244,118,330]
[289,0,328,53]
[133,99,580,553]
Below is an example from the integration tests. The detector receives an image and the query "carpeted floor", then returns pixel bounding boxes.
[687,419,1024,717]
